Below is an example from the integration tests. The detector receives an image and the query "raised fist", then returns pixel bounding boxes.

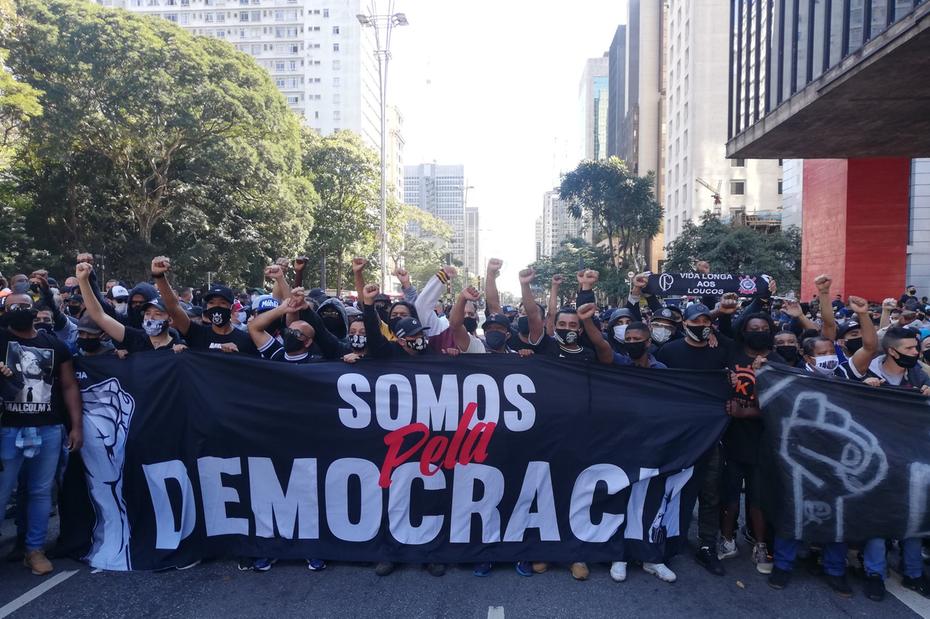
[441,265,458,279]
[264,264,284,279]
[552,274,564,286]
[275,257,290,269]
[294,256,309,269]
[487,258,503,278]
[76,252,94,265]
[75,262,93,282]
[783,299,802,317]
[151,256,171,275]
[718,292,739,315]
[882,298,898,311]
[352,257,368,273]
[847,295,868,314]
[393,267,411,287]
[814,274,832,294]
[632,272,649,290]
[363,284,380,305]
[518,268,535,285]
[577,302,597,321]
[461,286,481,302]
[583,270,599,284]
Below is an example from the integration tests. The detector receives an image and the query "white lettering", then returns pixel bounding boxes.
[450,464,504,543]
[503,462,560,542]
[569,464,630,542]
[337,373,371,429]
[388,462,445,544]
[462,374,500,427]
[502,374,536,432]
[143,460,197,550]
[414,374,460,431]
[324,458,382,542]
[375,374,413,430]
[248,457,319,539]
[198,456,248,537]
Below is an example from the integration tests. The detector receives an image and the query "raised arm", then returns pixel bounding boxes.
[361,284,390,357]
[352,257,368,302]
[782,298,818,333]
[848,295,878,376]
[248,294,297,351]
[415,266,456,335]
[578,303,613,364]
[75,262,126,343]
[814,274,837,341]
[293,256,308,289]
[518,268,544,344]
[266,263,290,302]
[546,275,563,337]
[394,267,417,303]
[449,286,480,352]
[879,297,897,330]
[485,258,503,315]
[151,256,191,335]
[576,269,598,307]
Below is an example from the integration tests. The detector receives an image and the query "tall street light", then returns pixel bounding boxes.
[357,3,408,292]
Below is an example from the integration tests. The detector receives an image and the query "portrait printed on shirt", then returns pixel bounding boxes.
[4,342,54,414]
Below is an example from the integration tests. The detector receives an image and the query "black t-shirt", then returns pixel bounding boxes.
[257,337,323,364]
[120,326,181,354]
[184,323,259,356]
[0,329,72,427]
[724,348,786,464]
[654,337,732,370]
[538,336,597,362]
[507,331,544,353]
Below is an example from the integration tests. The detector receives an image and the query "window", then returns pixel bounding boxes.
[778,179,783,195]
[333,26,340,34]
[332,77,340,86]
[323,8,329,17]
[730,180,746,195]
[778,158,784,166]
[332,59,341,70]
[333,43,339,52]
[314,111,319,119]
[165,12,178,21]
[731,158,745,167]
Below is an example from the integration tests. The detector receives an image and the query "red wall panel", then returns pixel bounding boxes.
[801,160,848,302]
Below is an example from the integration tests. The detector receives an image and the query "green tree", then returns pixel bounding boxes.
[0,0,42,170]
[664,212,802,293]
[387,203,453,290]
[530,237,616,306]
[559,157,662,279]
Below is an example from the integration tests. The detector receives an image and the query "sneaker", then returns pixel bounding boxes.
[252,558,275,572]
[515,561,533,577]
[426,563,446,577]
[696,546,725,576]
[570,562,589,581]
[306,559,326,571]
[825,573,853,598]
[740,525,757,546]
[473,562,493,577]
[717,537,738,560]
[374,562,395,576]
[768,567,791,590]
[753,543,774,575]
[176,559,201,571]
[531,562,548,574]
[6,537,25,563]
[901,574,930,597]
[609,561,627,583]
[864,573,885,601]
[23,550,53,576]
[643,562,676,583]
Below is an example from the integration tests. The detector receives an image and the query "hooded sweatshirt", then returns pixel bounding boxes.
[316,297,349,342]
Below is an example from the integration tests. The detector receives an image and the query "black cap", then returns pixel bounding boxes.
[652,307,677,323]
[373,293,391,304]
[203,285,234,305]
[838,320,860,338]
[76,315,103,335]
[143,297,168,312]
[609,308,634,324]
[393,317,427,338]
[683,303,712,321]
[482,314,512,330]
[667,306,683,322]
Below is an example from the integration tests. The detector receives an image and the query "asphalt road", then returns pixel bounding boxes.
[0,518,927,619]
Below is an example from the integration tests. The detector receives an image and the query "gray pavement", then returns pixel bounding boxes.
[0,518,927,618]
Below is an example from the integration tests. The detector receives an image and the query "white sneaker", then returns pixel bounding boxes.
[609,561,627,582]
[752,542,774,575]
[717,537,738,560]
[643,562,677,583]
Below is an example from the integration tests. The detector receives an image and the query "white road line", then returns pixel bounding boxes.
[487,605,505,619]
[0,569,79,619]
[887,569,930,619]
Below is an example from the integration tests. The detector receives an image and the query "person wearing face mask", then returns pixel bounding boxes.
[361,284,432,360]
[539,307,596,363]
[605,308,634,354]
[647,307,679,352]
[654,303,732,577]
[899,285,919,308]
[74,316,115,357]
[76,263,184,354]
[857,327,930,392]
[830,296,879,380]
[341,317,369,363]
[773,330,804,368]
[247,292,321,363]
[444,287,488,354]
[480,314,516,354]
[150,256,258,356]
[801,336,841,376]
[108,285,130,317]
[486,265,545,354]
[65,294,84,322]
[918,334,930,374]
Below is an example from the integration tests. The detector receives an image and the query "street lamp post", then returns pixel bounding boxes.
[357,3,408,292]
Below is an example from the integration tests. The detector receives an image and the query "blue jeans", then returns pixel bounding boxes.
[774,537,847,576]
[864,537,925,579]
[0,425,64,550]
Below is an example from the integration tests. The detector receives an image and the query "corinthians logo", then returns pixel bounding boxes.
[658,273,675,292]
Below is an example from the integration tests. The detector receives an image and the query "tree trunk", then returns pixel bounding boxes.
[335,246,343,297]
[319,249,328,290]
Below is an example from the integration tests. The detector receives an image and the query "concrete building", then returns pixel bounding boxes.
[727,0,930,301]
[464,207,480,282]
[404,163,466,267]
[386,105,404,202]
[606,25,626,160]
[96,0,383,151]
[539,188,586,259]
[663,0,782,245]
[579,55,610,162]
[534,216,544,261]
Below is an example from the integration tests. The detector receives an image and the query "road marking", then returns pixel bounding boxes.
[0,569,79,619]
[887,569,930,619]
[487,606,505,619]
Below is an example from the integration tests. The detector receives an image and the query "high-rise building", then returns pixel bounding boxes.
[607,0,665,269]
[464,207,480,281]
[539,188,585,259]
[534,216,544,261]
[96,0,383,152]
[663,0,782,246]
[404,163,466,267]
[579,55,610,162]
[386,105,405,202]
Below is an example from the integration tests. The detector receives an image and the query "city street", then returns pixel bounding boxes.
[1,518,927,618]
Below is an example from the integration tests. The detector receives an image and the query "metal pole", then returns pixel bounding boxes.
[379,49,388,292]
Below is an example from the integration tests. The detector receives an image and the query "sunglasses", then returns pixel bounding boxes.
[7,303,33,311]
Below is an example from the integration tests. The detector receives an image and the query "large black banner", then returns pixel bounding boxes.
[757,364,930,542]
[642,272,772,297]
[62,353,730,571]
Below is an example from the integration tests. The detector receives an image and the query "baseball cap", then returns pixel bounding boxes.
[143,297,168,313]
[482,314,512,331]
[253,294,280,313]
[186,305,203,318]
[501,305,517,314]
[609,308,634,324]
[372,293,391,304]
[76,315,103,335]
[652,307,677,324]
[345,306,363,319]
[683,304,712,321]
[110,285,130,301]
[667,306,684,322]
[308,287,328,301]
[837,320,860,338]
[203,284,235,305]
[393,317,428,338]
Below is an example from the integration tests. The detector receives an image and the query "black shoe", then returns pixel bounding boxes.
[426,563,446,577]
[695,546,725,576]
[374,561,395,576]
[825,573,853,598]
[5,538,25,563]
[768,567,791,590]
[864,573,885,601]
[901,574,930,598]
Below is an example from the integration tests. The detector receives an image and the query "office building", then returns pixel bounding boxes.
[464,207,480,281]
[404,163,466,267]
[539,188,586,259]
[579,55,610,162]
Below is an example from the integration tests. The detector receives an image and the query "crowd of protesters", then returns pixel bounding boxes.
[0,252,928,603]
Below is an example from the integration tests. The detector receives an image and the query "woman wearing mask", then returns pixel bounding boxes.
[341,317,368,363]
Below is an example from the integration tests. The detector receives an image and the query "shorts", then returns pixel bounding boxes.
[722,458,762,506]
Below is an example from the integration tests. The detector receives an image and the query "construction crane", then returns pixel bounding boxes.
[695,178,722,208]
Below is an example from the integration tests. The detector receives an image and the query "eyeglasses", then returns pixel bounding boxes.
[7,303,32,311]
[283,328,309,341]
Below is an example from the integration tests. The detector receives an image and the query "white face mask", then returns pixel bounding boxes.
[114,302,127,314]
[812,354,839,375]
[236,311,247,324]
[651,325,673,344]
[612,324,627,343]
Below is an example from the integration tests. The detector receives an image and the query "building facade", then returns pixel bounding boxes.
[464,207,480,282]
[579,55,610,162]
[606,25,627,160]
[404,163,466,267]
[539,188,586,259]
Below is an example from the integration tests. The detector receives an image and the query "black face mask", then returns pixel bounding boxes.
[844,337,863,354]
[283,329,307,353]
[683,323,711,343]
[622,340,648,360]
[892,349,919,369]
[204,306,231,327]
[78,338,102,353]
[6,308,37,331]
[923,350,930,365]
[744,331,773,351]
[389,316,404,334]
[463,317,478,334]
[554,328,579,345]
[67,305,82,316]
[484,330,508,350]
[517,316,530,336]
[374,304,390,323]
[321,314,343,332]
[775,345,800,363]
